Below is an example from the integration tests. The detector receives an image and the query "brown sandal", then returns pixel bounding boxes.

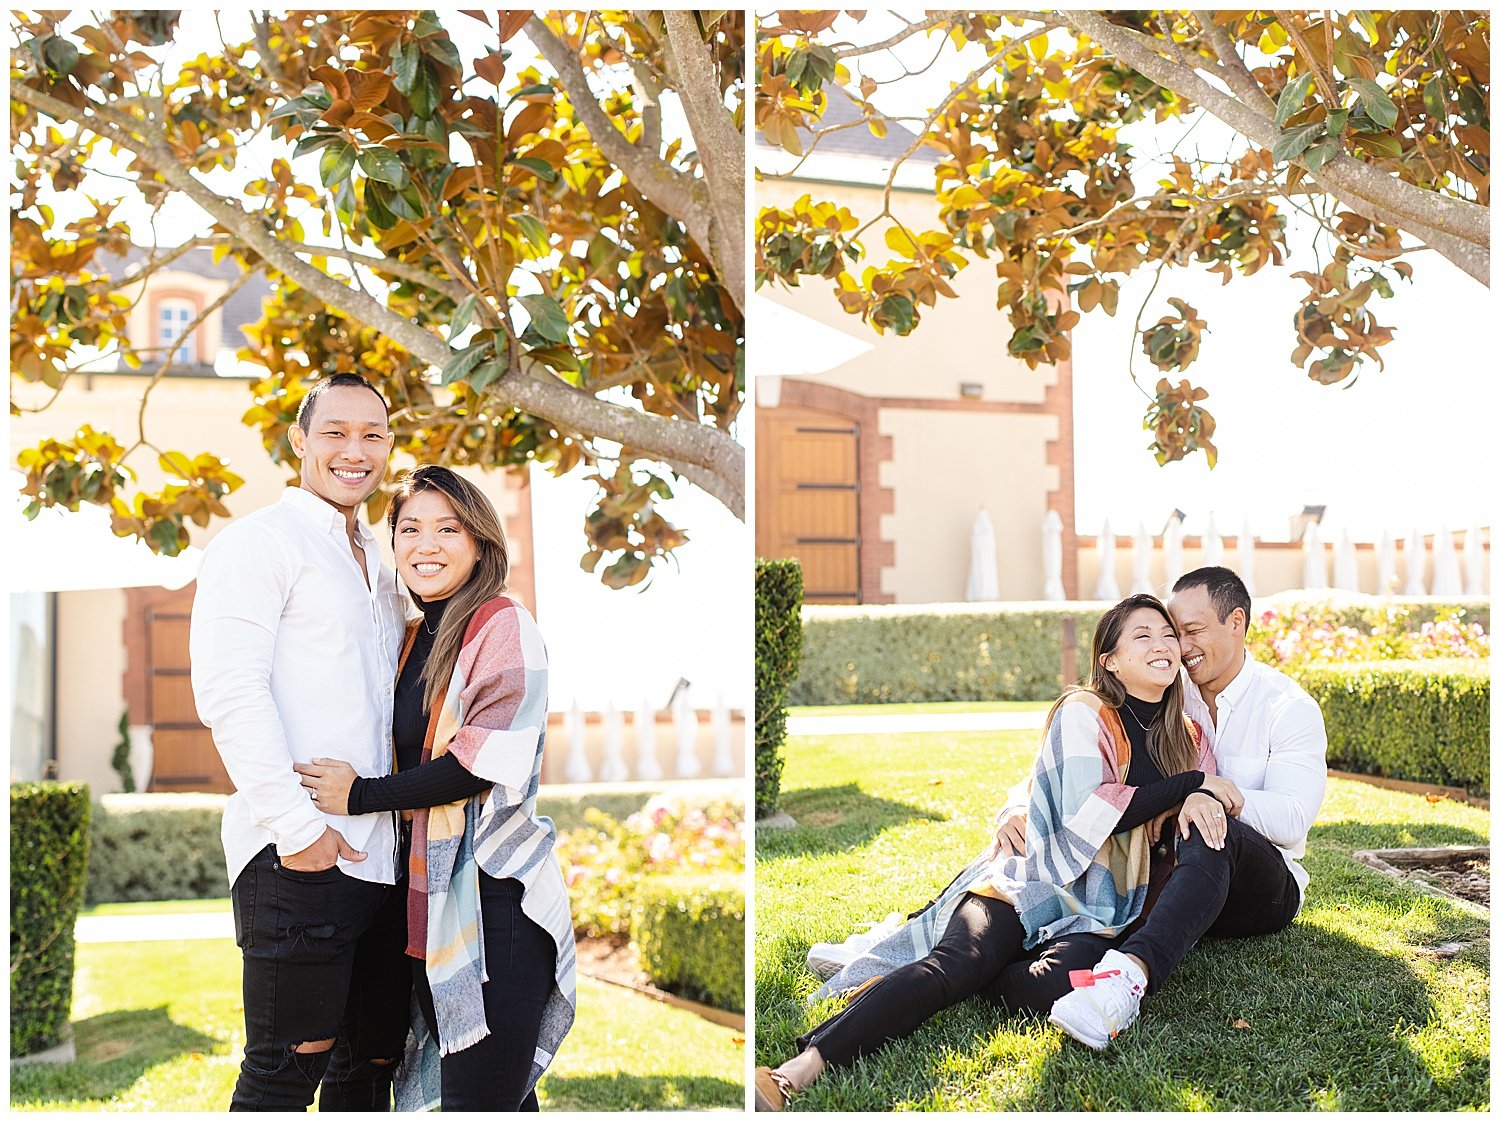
[754,1066,795,1111]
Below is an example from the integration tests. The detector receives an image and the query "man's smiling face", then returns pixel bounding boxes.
[288,383,392,512]
[1168,584,1246,692]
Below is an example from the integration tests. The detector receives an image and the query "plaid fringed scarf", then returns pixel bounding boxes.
[395,597,576,1108]
[812,691,1212,1003]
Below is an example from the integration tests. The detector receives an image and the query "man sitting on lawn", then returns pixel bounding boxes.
[990,566,1328,1049]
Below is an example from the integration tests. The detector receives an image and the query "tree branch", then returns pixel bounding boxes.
[661,10,745,313]
[829,11,966,59]
[526,17,725,296]
[1064,10,1489,284]
[13,80,746,516]
[1190,11,1276,116]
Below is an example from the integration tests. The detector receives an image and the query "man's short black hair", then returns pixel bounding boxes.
[1173,565,1252,628]
[295,373,389,431]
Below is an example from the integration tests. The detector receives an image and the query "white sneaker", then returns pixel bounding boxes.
[1048,949,1146,1049]
[805,912,904,979]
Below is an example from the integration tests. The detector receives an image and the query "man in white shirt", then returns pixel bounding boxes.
[191,373,409,1109]
[1047,565,1328,1049]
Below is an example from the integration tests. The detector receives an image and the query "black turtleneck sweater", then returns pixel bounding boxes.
[346,596,492,815]
[1111,693,1206,833]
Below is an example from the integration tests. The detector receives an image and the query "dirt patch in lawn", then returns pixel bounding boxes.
[1354,846,1489,908]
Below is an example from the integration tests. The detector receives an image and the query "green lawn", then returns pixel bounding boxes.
[81,898,231,917]
[790,701,1049,718]
[12,940,742,1111]
[756,728,1489,1111]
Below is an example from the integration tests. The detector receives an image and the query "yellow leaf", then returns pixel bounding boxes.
[884,226,917,257]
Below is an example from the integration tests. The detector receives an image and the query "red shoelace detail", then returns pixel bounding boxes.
[1068,967,1122,989]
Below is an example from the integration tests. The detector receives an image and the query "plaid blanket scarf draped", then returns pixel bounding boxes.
[812,691,1211,1003]
[394,597,577,1109]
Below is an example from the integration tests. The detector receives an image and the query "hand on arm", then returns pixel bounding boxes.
[294,759,359,816]
[1178,791,1227,849]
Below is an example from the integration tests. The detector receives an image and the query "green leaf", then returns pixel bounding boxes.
[1274,73,1315,127]
[1325,108,1350,136]
[1348,77,1398,129]
[438,340,492,386]
[878,292,915,335]
[408,60,439,119]
[468,358,505,393]
[786,50,808,87]
[413,10,445,38]
[1303,136,1339,172]
[392,40,419,93]
[1352,131,1402,158]
[292,132,340,159]
[319,139,357,188]
[358,146,408,187]
[425,36,461,72]
[450,294,478,336]
[1272,122,1326,163]
[363,181,398,229]
[511,156,558,182]
[1422,77,1447,122]
[517,294,570,344]
[508,83,556,101]
[512,214,550,254]
[42,35,78,77]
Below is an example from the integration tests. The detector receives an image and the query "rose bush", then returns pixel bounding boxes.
[556,792,745,938]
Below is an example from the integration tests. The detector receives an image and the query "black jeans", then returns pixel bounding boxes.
[801,893,1076,1068]
[1119,814,1300,994]
[229,846,411,1111]
[412,873,557,1111]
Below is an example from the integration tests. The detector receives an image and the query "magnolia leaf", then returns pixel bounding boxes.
[1274,73,1315,127]
[517,294,570,344]
[318,139,356,188]
[438,340,491,386]
[357,146,408,187]
[1272,122,1325,164]
[512,213,550,254]
[511,156,558,182]
[450,293,478,336]
[1347,77,1398,129]
[1303,136,1339,172]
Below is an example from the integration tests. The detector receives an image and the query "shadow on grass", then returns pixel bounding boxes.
[759,784,945,858]
[10,1006,220,1106]
[541,1072,742,1112]
[762,902,1487,1111]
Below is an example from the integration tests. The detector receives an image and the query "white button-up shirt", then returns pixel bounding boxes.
[1182,653,1328,904]
[190,487,406,887]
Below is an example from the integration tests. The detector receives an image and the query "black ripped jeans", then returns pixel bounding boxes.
[798,893,1117,1068]
[229,846,411,1111]
[1119,814,1300,994]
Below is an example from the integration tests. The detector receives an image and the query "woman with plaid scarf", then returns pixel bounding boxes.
[755,593,1228,1110]
[298,466,575,1111]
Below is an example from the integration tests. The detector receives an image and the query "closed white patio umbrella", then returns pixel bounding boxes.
[1130,520,1153,594]
[1463,524,1487,596]
[1376,531,1398,594]
[1301,521,1328,590]
[1333,529,1359,592]
[965,508,1000,601]
[1202,513,1224,567]
[1237,516,1257,596]
[1041,510,1065,601]
[1403,527,1427,596]
[1431,526,1461,595]
[1094,520,1121,600]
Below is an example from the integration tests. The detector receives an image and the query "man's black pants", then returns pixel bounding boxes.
[1119,814,1300,994]
[229,846,410,1111]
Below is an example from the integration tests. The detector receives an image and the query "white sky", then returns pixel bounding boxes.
[11,10,750,711]
[760,12,1495,543]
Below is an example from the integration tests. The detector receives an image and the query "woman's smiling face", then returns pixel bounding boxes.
[1102,606,1181,699]
[394,489,479,601]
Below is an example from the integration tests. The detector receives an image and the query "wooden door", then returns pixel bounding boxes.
[756,406,862,603]
[127,584,233,793]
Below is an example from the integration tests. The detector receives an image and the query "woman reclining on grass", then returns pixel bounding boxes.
[755,593,1239,1110]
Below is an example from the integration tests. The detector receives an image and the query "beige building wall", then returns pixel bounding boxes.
[878,409,1058,602]
[757,180,1055,406]
[54,588,129,795]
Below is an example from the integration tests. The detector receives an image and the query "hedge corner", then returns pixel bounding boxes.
[11,781,92,1058]
[755,558,804,819]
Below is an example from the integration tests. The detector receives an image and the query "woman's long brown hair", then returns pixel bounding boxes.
[388,466,509,715]
[1046,593,1198,775]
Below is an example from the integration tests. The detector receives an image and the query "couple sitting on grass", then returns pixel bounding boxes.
[756,566,1328,1111]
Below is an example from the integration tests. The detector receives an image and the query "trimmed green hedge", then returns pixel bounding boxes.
[756,559,804,817]
[632,875,745,1013]
[1257,595,1489,632]
[86,794,228,904]
[789,599,1488,706]
[12,782,92,1057]
[1295,659,1490,794]
[790,603,1107,705]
